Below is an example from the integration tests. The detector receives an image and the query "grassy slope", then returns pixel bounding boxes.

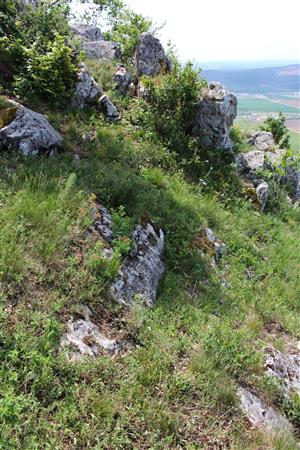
[0,91,300,448]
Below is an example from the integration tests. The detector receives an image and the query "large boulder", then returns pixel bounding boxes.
[237,387,293,435]
[194,82,237,152]
[135,32,170,77]
[236,150,265,178]
[111,220,165,307]
[0,103,62,156]
[70,24,104,42]
[248,131,275,151]
[82,41,121,61]
[72,63,102,109]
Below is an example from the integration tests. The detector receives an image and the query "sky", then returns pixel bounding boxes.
[124,0,300,63]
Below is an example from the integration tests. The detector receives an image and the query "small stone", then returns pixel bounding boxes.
[98,95,120,122]
[256,181,269,212]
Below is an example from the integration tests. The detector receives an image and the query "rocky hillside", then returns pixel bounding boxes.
[0,1,300,449]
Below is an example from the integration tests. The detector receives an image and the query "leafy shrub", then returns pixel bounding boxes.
[14,35,77,105]
[106,7,153,63]
[260,112,290,149]
[140,62,206,160]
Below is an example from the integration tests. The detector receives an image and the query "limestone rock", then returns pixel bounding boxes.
[135,32,169,77]
[237,387,293,434]
[60,305,120,361]
[111,221,165,307]
[72,63,102,109]
[265,349,300,398]
[236,150,265,178]
[194,82,237,152]
[0,104,62,156]
[82,41,121,61]
[256,181,269,212]
[113,65,132,94]
[98,95,120,122]
[70,24,103,42]
[248,131,275,151]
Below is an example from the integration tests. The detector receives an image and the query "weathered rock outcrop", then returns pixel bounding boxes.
[256,181,269,212]
[248,131,275,151]
[113,65,132,94]
[72,63,102,109]
[194,82,237,152]
[0,103,62,156]
[265,349,300,398]
[98,95,120,122]
[237,387,293,434]
[135,32,170,77]
[82,41,121,61]
[61,305,120,361]
[111,221,165,307]
[70,24,104,42]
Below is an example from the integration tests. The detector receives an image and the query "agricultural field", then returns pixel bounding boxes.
[237,96,300,114]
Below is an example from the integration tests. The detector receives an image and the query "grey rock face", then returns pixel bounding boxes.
[61,305,120,361]
[248,131,275,151]
[114,65,132,94]
[194,82,237,152]
[72,63,102,109]
[70,24,104,42]
[99,95,120,122]
[265,349,300,398]
[82,41,121,61]
[237,387,293,434]
[0,105,62,156]
[135,32,169,77]
[111,221,165,307]
[256,181,269,212]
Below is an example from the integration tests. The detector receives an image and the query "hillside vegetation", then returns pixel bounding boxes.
[0,1,300,449]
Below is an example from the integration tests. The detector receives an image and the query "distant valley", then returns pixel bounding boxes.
[202,64,300,94]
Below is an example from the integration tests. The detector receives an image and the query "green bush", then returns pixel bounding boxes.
[14,35,77,105]
[260,112,290,149]
[141,62,206,159]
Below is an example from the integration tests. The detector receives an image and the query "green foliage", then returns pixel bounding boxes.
[260,112,290,149]
[0,0,77,104]
[283,392,300,427]
[14,35,77,104]
[106,7,153,63]
[140,62,206,160]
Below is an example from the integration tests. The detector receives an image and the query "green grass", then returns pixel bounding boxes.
[0,103,299,449]
[237,97,300,114]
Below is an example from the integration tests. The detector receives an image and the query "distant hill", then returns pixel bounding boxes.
[202,64,300,94]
